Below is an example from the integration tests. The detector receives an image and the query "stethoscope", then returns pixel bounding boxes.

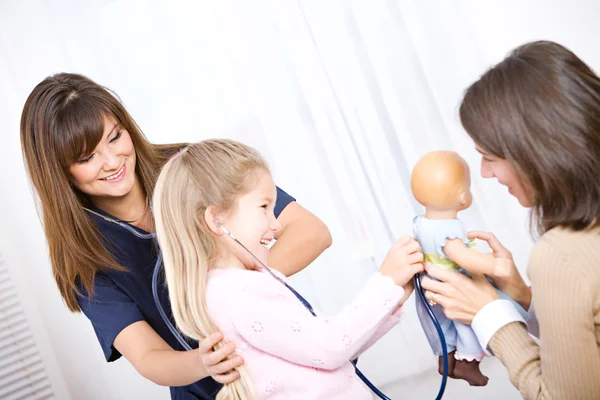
[85,208,449,399]
[414,273,448,400]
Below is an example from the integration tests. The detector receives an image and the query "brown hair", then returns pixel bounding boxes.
[459,41,600,234]
[20,73,184,312]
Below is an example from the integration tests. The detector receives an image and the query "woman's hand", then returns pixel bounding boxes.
[420,264,499,324]
[198,332,244,384]
[379,236,424,286]
[468,231,531,310]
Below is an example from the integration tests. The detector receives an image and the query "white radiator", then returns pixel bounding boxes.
[0,255,55,400]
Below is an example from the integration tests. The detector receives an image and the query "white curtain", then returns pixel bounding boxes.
[3,0,599,398]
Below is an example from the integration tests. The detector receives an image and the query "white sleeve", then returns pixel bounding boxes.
[471,299,526,354]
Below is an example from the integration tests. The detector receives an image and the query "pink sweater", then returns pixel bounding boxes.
[205,267,405,399]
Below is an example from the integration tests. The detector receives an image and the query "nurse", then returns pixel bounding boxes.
[20,73,332,399]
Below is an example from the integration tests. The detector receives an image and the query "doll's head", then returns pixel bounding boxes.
[411,151,472,212]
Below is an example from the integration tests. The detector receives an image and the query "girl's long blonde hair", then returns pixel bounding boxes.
[153,139,269,400]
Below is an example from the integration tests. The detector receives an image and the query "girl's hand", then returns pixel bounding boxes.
[198,332,244,384]
[379,236,424,286]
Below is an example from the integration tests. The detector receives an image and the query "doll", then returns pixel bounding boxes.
[411,150,491,386]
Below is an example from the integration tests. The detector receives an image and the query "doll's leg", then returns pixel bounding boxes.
[415,297,458,376]
[416,295,456,353]
[454,321,488,386]
[436,318,457,378]
[439,350,457,378]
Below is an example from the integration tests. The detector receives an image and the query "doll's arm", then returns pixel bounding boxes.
[443,239,497,276]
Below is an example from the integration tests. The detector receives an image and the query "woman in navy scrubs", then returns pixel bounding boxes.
[20,73,332,399]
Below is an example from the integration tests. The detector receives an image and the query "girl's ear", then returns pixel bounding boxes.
[204,206,225,235]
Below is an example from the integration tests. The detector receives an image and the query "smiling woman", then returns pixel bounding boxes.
[474,146,532,208]
[19,73,332,400]
[422,41,600,400]
[68,116,148,224]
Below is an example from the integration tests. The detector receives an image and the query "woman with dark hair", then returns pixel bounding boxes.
[20,73,332,399]
[421,41,600,399]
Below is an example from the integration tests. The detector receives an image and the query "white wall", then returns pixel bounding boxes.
[1,1,599,399]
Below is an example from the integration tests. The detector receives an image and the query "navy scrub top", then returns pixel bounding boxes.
[78,187,296,400]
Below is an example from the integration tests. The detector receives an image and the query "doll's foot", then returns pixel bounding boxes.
[438,352,456,378]
[453,359,489,386]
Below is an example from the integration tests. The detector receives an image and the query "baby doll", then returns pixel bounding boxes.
[411,150,493,386]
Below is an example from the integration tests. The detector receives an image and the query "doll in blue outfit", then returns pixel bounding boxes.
[411,151,516,386]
